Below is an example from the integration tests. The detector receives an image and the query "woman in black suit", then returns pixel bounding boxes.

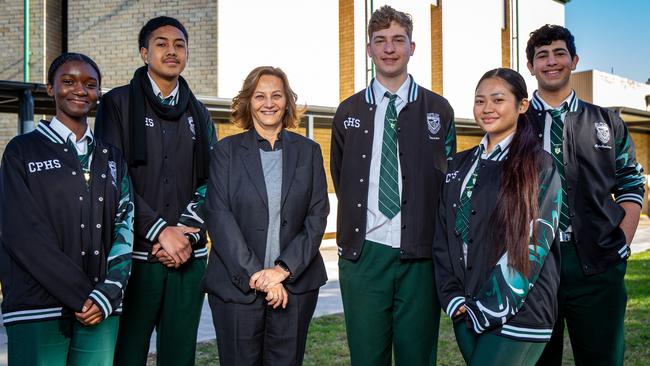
[203,66,329,365]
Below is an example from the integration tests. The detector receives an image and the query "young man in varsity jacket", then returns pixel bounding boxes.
[331,6,455,365]
[525,25,645,366]
[95,16,216,366]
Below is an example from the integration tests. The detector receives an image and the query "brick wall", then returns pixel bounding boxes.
[0,2,27,81]
[501,0,510,68]
[339,0,354,101]
[0,0,62,155]
[457,135,482,152]
[0,1,218,154]
[67,0,218,94]
[430,2,443,94]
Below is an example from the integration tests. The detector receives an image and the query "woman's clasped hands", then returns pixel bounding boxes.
[249,266,290,309]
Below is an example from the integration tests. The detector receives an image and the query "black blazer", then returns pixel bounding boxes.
[203,129,329,303]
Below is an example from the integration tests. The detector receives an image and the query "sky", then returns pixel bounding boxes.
[565,0,650,83]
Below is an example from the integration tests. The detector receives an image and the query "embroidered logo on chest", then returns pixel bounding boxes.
[594,121,612,150]
[27,159,62,173]
[445,170,459,183]
[343,117,360,129]
[145,117,155,127]
[427,113,441,140]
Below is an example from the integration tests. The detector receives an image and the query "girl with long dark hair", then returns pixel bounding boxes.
[433,68,562,365]
[0,53,134,365]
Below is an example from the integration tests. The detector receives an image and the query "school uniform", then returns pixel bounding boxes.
[434,134,562,366]
[0,119,134,365]
[203,129,329,366]
[529,91,645,366]
[331,75,455,365]
[95,67,216,366]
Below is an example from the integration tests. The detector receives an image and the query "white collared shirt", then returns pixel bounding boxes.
[50,117,94,159]
[147,72,179,105]
[460,133,514,196]
[531,90,578,233]
[365,77,411,248]
[458,132,513,262]
[530,90,578,153]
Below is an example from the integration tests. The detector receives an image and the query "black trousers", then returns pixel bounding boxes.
[208,289,319,366]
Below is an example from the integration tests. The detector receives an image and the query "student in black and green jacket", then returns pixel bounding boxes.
[526,25,645,366]
[94,16,216,366]
[434,68,562,366]
[331,6,455,365]
[0,53,134,365]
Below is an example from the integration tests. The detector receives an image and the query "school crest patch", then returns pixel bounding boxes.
[594,121,610,144]
[427,113,441,139]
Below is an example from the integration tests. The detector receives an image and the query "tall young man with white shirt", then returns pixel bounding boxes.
[331,6,455,365]
[95,16,216,366]
[525,25,645,366]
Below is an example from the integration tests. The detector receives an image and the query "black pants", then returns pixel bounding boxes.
[208,289,319,366]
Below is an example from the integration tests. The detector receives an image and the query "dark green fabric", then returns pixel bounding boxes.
[454,321,545,366]
[339,240,439,366]
[537,242,627,366]
[378,92,401,219]
[549,104,570,231]
[7,316,119,366]
[114,258,206,366]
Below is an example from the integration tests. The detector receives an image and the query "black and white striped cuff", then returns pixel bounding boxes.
[146,218,168,242]
[618,243,631,259]
[615,193,644,207]
[89,289,113,319]
[446,296,466,318]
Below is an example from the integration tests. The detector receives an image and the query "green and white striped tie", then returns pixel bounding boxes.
[71,137,94,187]
[549,104,570,231]
[378,92,401,219]
[454,145,501,244]
[159,94,174,106]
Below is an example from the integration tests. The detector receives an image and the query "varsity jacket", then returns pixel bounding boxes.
[95,86,217,262]
[331,75,456,260]
[528,95,645,275]
[433,144,562,342]
[0,121,134,325]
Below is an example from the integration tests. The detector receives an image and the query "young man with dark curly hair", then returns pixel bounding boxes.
[525,24,644,366]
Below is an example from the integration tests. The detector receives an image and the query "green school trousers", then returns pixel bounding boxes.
[7,316,119,366]
[339,240,440,366]
[537,242,627,366]
[114,257,206,366]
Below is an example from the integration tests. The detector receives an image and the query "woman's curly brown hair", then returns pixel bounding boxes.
[231,66,300,130]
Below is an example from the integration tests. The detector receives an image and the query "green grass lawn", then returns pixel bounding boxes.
[154,251,650,365]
